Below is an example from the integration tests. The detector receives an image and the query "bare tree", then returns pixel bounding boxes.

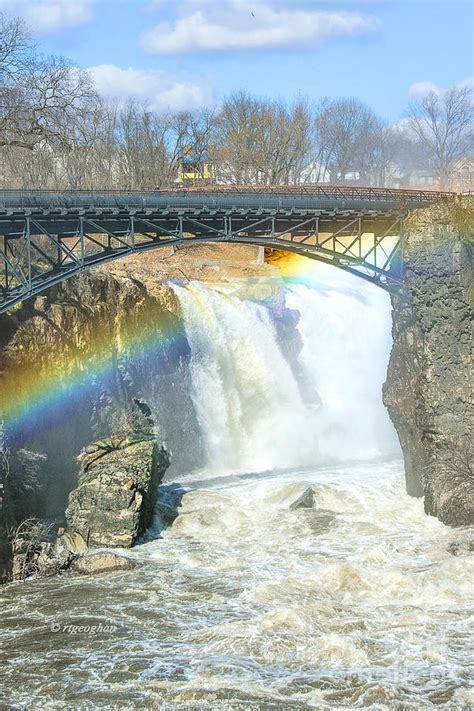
[1,13,96,151]
[407,86,474,188]
[0,13,33,81]
[314,98,383,184]
[214,92,312,185]
[166,108,216,184]
[215,91,267,183]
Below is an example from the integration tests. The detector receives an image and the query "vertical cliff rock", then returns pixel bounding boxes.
[0,269,188,520]
[65,434,170,548]
[383,202,473,525]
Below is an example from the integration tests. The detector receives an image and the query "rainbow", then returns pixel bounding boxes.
[1,257,367,441]
[1,297,188,442]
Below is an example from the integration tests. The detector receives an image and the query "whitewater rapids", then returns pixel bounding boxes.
[0,270,472,710]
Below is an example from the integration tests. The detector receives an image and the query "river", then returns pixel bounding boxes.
[0,269,472,710]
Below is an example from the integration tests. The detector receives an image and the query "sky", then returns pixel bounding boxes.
[1,0,473,120]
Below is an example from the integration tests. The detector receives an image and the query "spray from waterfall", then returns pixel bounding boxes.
[172,272,399,477]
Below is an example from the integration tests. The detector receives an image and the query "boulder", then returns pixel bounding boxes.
[289,486,316,510]
[447,538,474,556]
[71,551,138,574]
[65,434,170,548]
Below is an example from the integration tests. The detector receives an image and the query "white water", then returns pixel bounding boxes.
[172,274,398,479]
[0,270,472,710]
[286,282,399,462]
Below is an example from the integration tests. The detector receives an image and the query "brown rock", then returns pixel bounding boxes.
[71,552,138,575]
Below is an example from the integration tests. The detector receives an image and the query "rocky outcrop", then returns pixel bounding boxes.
[10,518,75,580]
[289,486,316,510]
[383,202,473,526]
[65,434,170,548]
[0,267,185,521]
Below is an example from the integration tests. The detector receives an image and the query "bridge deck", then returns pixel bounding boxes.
[0,185,455,212]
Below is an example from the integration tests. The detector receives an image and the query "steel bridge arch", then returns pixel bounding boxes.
[0,186,455,313]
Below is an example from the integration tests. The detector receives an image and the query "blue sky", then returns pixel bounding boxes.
[1,0,473,120]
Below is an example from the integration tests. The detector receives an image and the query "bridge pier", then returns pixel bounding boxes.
[383,201,473,525]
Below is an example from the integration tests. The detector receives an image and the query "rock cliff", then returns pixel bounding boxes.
[383,202,473,526]
[66,434,170,548]
[0,448,14,583]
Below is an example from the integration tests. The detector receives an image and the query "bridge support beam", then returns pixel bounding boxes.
[0,203,406,312]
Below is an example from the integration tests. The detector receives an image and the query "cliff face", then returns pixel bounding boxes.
[383,203,473,526]
[0,450,15,583]
[0,268,186,520]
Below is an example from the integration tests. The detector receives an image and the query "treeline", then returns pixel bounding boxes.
[1,13,472,191]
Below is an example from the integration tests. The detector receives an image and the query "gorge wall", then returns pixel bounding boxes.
[384,202,473,526]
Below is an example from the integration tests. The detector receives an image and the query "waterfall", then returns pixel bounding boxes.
[286,281,399,462]
[172,272,399,477]
[172,282,319,475]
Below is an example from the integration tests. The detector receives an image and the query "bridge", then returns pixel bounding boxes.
[0,185,455,313]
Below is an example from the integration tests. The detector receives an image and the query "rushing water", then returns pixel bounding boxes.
[0,272,472,710]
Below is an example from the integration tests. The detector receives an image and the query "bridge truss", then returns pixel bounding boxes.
[0,187,454,313]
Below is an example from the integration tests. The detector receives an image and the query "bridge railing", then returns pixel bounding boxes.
[168,184,456,202]
[0,185,457,210]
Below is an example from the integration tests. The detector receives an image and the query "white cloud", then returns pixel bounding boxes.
[0,0,93,33]
[141,0,379,54]
[88,64,215,112]
[408,81,441,98]
[409,77,474,99]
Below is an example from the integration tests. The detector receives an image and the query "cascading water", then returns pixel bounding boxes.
[171,281,319,475]
[286,282,400,462]
[172,274,399,478]
[1,268,472,710]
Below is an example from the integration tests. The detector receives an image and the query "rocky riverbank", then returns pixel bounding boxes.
[9,432,170,581]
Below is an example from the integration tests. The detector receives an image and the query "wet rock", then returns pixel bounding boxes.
[290,486,316,510]
[8,449,48,523]
[11,528,76,581]
[36,542,66,577]
[55,531,88,556]
[447,538,474,556]
[0,445,14,583]
[306,511,337,535]
[65,435,170,548]
[71,551,138,575]
[154,483,187,530]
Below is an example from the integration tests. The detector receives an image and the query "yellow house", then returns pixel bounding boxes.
[175,145,215,185]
